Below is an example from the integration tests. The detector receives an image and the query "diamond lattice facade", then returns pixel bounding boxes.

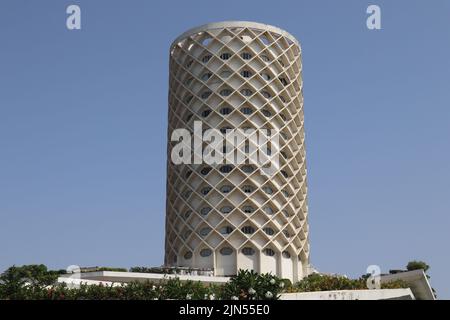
[165,21,309,282]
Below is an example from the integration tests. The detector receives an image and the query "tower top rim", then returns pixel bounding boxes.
[170,21,300,49]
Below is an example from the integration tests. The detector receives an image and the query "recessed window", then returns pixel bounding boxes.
[185,95,193,104]
[262,91,271,99]
[280,113,287,121]
[282,190,290,197]
[201,73,212,81]
[199,227,211,237]
[201,91,212,99]
[220,247,233,256]
[283,230,291,238]
[260,36,270,45]
[279,77,288,86]
[242,185,254,193]
[262,109,272,117]
[263,186,273,194]
[282,251,291,258]
[264,248,275,256]
[261,55,270,62]
[241,52,252,60]
[278,59,285,67]
[200,248,212,257]
[280,95,286,103]
[183,190,192,199]
[242,247,255,256]
[202,55,212,63]
[263,227,275,236]
[201,186,212,195]
[281,170,289,178]
[185,113,193,122]
[185,59,193,68]
[202,38,212,46]
[280,132,288,140]
[240,70,252,78]
[183,230,191,239]
[220,165,233,173]
[220,127,231,134]
[281,151,288,159]
[264,207,274,215]
[220,206,232,214]
[242,165,254,173]
[201,167,211,175]
[201,207,211,216]
[282,210,290,218]
[201,108,211,118]
[241,226,255,234]
[184,77,193,85]
[220,89,232,96]
[241,107,253,115]
[261,73,271,81]
[220,70,232,78]
[183,210,192,219]
[242,206,254,214]
[184,251,192,260]
[185,170,192,178]
[220,226,234,234]
[240,89,253,96]
[220,107,232,115]
[220,52,231,60]
[220,185,233,193]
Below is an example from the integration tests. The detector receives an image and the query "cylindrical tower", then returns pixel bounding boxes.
[165,21,309,282]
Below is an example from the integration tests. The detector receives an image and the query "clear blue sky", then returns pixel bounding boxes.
[1,0,449,298]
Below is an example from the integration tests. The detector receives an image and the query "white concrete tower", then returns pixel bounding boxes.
[165,21,309,282]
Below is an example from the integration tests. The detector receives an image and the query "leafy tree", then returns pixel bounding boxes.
[406,260,430,272]
[0,264,64,299]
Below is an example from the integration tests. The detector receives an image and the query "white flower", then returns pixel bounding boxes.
[152,285,156,290]
[186,294,192,300]
[270,278,276,285]
[248,288,256,295]
[209,294,216,300]
[204,294,208,299]
[279,282,285,288]
[231,296,239,300]
[265,291,273,299]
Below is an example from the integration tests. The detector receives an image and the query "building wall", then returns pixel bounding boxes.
[165,21,309,282]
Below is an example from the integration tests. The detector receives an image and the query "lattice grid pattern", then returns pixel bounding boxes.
[165,22,309,281]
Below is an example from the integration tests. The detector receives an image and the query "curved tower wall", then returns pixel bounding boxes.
[165,21,309,282]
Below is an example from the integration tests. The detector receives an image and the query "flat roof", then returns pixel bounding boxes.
[59,271,230,285]
[381,269,435,300]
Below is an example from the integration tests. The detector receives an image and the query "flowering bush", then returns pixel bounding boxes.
[220,270,283,300]
[0,265,284,300]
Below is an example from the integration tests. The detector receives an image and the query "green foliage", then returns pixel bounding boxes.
[295,273,366,292]
[381,280,409,289]
[95,267,128,272]
[220,270,283,300]
[0,264,65,300]
[406,260,430,272]
[0,266,280,300]
[0,264,413,300]
[294,273,409,292]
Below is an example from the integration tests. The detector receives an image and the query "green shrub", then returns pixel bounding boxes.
[406,260,430,272]
[220,270,283,300]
